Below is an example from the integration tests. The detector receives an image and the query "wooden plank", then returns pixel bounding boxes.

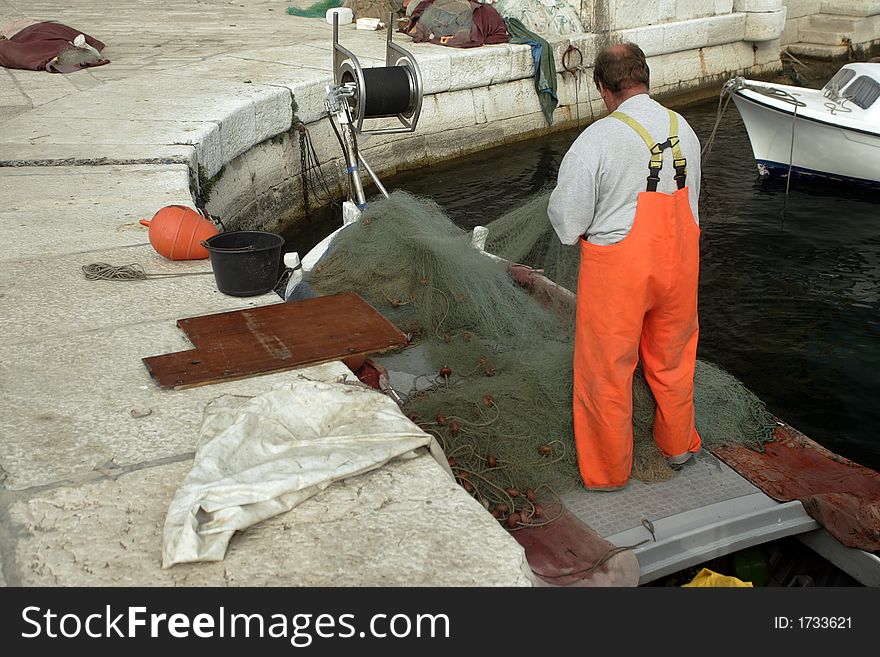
[143,292,408,389]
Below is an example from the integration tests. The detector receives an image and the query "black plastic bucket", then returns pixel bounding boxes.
[202,230,284,297]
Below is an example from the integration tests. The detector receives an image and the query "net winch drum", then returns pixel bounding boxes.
[283,12,425,299]
[332,12,423,135]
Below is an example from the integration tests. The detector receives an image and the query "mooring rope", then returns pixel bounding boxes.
[703,77,807,163]
[297,122,337,217]
[704,76,816,221]
[781,101,799,223]
[561,45,596,128]
[82,263,213,281]
[562,45,583,127]
[700,80,737,162]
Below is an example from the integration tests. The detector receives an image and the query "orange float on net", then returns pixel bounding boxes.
[139,205,218,260]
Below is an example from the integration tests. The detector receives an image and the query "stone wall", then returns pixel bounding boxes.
[782,0,822,44]
[579,0,786,40]
[207,4,787,233]
[781,0,880,51]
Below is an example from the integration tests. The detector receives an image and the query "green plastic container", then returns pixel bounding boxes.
[733,546,770,587]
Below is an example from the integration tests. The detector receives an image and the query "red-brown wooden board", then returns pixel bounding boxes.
[143,292,408,389]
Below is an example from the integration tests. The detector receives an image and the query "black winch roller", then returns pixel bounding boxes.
[331,12,423,135]
[284,14,426,296]
[358,66,416,118]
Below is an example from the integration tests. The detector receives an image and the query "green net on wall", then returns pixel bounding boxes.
[306,190,777,515]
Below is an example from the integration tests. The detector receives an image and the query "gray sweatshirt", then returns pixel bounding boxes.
[548,93,701,245]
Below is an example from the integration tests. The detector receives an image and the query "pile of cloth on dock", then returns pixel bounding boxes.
[402,0,584,41]
[403,0,508,48]
[0,19,108,73]
[402,1,558,123]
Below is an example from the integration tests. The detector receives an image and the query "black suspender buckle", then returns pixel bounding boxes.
[673,157,688,190]
[646,165,662,192]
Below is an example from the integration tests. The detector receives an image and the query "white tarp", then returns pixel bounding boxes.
[162,377,437,568]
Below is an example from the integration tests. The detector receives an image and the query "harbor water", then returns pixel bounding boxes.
[283,89,880,473]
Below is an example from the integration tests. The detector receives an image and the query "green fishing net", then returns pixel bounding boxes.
[306,190,776,517]
[287,0,342,18]
[482,192,580,292]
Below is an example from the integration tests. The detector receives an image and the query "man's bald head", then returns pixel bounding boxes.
[593,43,650,94]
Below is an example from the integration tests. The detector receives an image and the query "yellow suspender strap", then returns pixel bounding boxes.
[667,110,688,181]
[610,109,688,190]
[610,111,663,170]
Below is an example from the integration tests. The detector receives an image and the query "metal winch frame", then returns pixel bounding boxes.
[326,12,423,212]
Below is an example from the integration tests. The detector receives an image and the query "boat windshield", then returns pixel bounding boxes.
[823,67,856,94]
[843,75,880,110]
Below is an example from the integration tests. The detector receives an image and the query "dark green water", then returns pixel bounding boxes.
[282,94,880,473]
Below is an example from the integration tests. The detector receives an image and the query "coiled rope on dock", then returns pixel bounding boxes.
[81,262,213,281]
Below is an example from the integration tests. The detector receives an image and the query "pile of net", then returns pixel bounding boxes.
[490,0,585,37]
[286,0,342,18]
[305,190,776,523]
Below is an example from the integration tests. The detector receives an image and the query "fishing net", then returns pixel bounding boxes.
[305,190,777,519]
[482,192,580,292]
[286,0,342,18]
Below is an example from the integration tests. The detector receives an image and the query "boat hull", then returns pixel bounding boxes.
[732,91,880,185]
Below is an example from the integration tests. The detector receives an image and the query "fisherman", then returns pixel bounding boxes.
[548,43,703,491]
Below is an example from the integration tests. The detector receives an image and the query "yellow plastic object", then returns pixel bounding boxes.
[682,568,753,587]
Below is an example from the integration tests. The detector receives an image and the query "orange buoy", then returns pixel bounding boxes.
[139,205,219,260]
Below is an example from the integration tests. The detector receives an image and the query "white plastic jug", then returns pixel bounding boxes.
[326,7,354,25]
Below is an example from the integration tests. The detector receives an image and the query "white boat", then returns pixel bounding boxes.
[727,62,880,186]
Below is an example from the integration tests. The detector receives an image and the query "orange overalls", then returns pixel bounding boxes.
[573,109,702,489]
